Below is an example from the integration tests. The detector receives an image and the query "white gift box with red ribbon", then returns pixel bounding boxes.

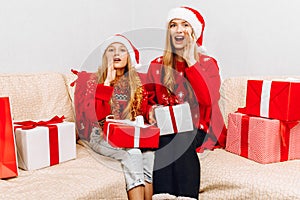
[14,117,76,170]
[154,102,193,135]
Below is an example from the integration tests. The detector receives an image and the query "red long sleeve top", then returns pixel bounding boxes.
[142,54,227,151]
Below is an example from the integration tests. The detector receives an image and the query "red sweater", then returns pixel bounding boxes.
[141,54,227,151]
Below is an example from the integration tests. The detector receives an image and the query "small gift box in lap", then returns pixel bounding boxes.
[244,79,300,121]
[103,116,160,148]
[226,112,300,164]
[154,102,194,135]
[14,116,76,171]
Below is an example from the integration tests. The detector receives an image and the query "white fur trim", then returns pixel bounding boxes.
[152,193,177,200]
[177,197,197,200]
[197,45,208,55]
[167,7,202,40]
[100,35,138,66]
[134,63,142,69]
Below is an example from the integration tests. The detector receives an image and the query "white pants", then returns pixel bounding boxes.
[89,127,155,191]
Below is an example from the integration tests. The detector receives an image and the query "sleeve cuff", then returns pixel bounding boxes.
[95,84,114,101]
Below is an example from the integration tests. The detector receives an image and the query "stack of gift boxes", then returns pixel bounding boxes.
[226,79,300,164]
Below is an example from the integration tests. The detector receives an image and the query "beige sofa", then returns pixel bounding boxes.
[1,72,300,200]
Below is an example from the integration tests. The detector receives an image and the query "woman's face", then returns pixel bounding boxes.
[169,19,193,50]
[105,42,128,69]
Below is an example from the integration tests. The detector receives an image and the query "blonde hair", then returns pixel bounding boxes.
[162,23,199,100]
[97,46,143,120]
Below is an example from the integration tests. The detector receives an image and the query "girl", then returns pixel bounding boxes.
[145,6,227,200]
[88,34,154,200]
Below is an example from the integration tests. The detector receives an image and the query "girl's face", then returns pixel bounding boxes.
[169,19,193,50]
[105,42,128,69]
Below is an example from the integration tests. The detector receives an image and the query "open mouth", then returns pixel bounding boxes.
[174,36,184,42]
[113,58,121,62]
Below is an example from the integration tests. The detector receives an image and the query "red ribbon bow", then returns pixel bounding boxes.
[14,115,65,130]
[161,93,179,106]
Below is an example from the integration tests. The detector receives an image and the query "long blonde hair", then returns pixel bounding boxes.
[162,25,199,100]
[97,46,143,120]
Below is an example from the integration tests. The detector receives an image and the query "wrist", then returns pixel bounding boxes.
[104,81,111,86]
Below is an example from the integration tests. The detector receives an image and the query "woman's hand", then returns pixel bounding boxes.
[104,57,116,86]
[183,30,197,67]
[148,105,158,125]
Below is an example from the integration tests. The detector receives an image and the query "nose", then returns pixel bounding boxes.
[176,24,184,33]
[114,49,119,56]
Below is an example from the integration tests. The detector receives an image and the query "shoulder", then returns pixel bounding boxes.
[199,54,217,64]
[151,56,163,64]
[148,56,164,73]
[198,54,219,70]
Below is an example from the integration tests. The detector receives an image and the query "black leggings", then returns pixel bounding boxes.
[153,129,205,199]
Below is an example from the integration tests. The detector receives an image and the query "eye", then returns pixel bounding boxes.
[120,47,127,52]
[107,47,114,52]
[184,23,190,27]
[169,23,176,28]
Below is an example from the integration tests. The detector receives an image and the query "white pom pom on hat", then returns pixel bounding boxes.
[100,34,141,68]
[167,6,207,53]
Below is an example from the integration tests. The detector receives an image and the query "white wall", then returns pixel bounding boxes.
[1,0,300,79]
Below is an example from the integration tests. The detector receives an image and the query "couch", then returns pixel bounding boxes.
[1,72,300,200]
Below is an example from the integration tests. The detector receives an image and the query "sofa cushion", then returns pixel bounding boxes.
[0,72,74,122]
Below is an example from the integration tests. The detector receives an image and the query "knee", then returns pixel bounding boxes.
[127,148,142,156]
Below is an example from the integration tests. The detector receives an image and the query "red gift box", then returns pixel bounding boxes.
[226,112,300,164]
[103,118,160,148]
[244,79,300,121]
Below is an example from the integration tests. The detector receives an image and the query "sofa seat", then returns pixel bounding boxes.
[0,141,128,200]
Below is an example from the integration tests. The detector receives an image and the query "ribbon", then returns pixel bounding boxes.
[279,121,298,162]
[70,69,79,87]
[14,116,65,166]
[260,80,272,117]
[240,115,249,158]
[169,106,178,133]
[161,91,179,106]
[260,80,272,118]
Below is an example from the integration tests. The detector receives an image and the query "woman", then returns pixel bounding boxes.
[87,34,154,200]
[145,6,227,199]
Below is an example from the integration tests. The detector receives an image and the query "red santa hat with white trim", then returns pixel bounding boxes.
[101,34,141,68]
[167,6,207,53]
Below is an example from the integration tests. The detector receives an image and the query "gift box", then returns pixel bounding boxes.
[103,116,160,148]
[226,112,300,164]
[0,97,19,179]
[154,102,193,135]
[244,79,300,121]
[14,116,76,170]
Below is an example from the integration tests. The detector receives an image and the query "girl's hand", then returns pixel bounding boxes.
[104,57,116,86]
[183,29,197,67]
[148,105,158,125]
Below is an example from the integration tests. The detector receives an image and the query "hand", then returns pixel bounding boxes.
[182,30,197,67]
[148,105,158,125]
[104,57,116,86]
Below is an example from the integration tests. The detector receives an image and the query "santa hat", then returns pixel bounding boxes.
[100,34,141,68]
[167,6,207,53]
